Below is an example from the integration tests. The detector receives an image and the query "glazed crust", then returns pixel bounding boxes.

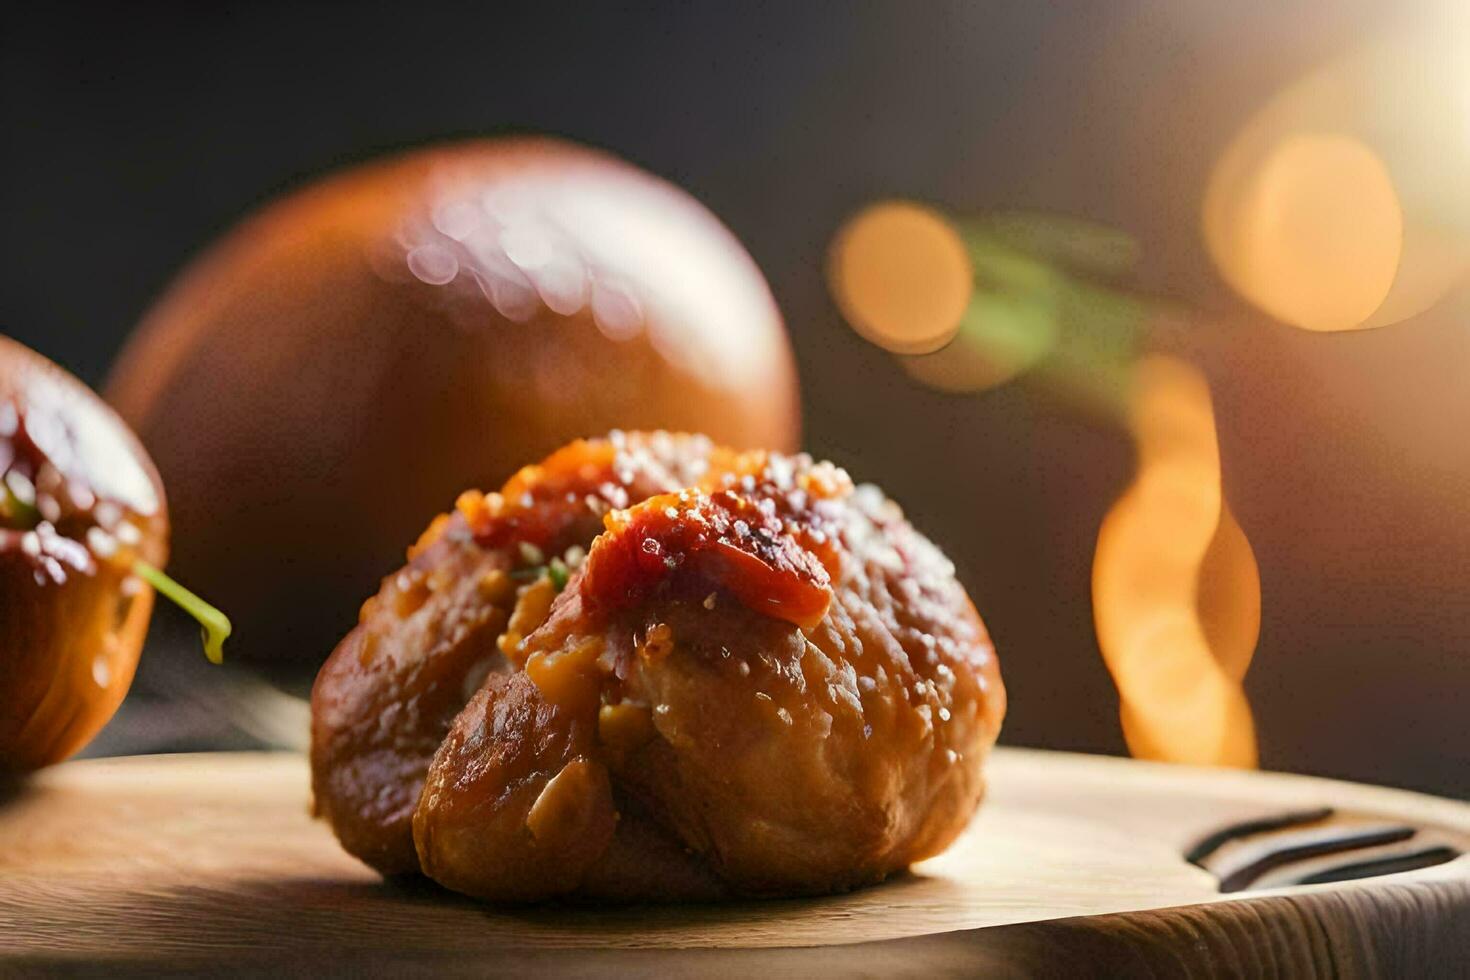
[309,432,727,873]
[308,522,511,873]
[311,433,1005,900]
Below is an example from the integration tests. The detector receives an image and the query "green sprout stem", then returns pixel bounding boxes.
[509,557,571,592]
[0,474,40,530]
[133,560,232,664]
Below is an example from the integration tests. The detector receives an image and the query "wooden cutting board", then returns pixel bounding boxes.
[3,748,1468,977]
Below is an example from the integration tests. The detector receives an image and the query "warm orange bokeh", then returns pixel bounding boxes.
[1205,133,1402,333]
[1093,356,1260,768]
[828,200,974,355]
[1204,34,1470,332]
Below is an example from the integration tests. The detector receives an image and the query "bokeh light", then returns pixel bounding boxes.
[900,289,1058,393]
[1206,134,1402,333]
[831,200,1256,763]
[828,200,974,354]
[1205,34,1470,332]
[1092,356,1260,768]
[832,206,1147,408]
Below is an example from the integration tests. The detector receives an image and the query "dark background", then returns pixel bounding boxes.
[5,2,1467,795]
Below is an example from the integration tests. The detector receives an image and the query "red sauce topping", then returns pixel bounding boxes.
[462,435,744,553]
[439,431,856,631]
[579,461,852,631]
[461,441,619,552]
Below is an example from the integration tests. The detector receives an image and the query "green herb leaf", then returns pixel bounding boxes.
[965,212,1141,279]
[509,559,571,592]
[0,473,40,530]
[133,560,232,665]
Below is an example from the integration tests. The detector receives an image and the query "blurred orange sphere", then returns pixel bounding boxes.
[2,336,168,769]
[107,137,800,664]
[828,201,973,355]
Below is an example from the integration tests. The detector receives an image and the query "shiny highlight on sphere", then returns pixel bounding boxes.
[106,138,800,664]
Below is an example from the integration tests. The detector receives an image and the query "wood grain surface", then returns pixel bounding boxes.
[2,748,1468,977]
